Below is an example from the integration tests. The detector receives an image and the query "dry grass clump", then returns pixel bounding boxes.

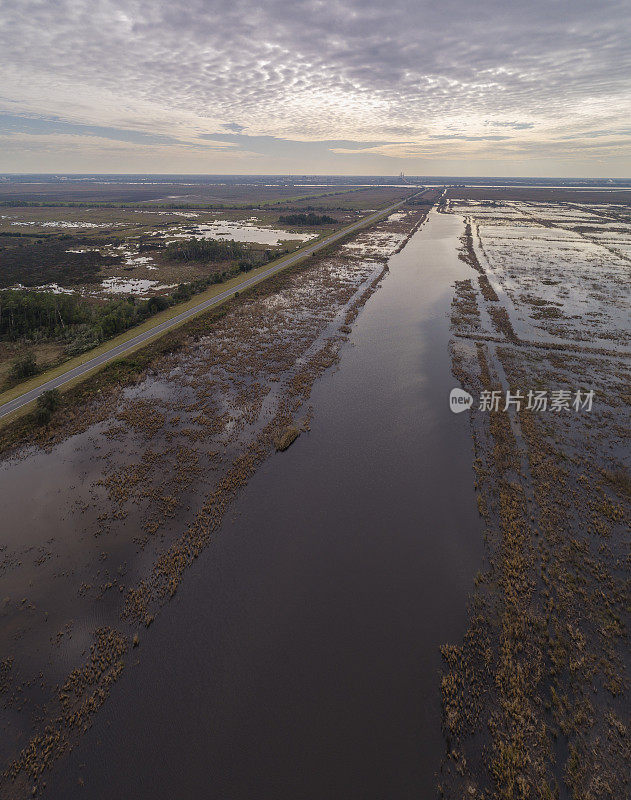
[478,274,499,302]
[451,279,481,332]
[458,222,484,274]
[274,425,300,451]
[0,658,13,696]
[488,306,519,342]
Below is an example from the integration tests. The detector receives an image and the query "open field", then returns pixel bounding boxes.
[0,212,309,289]
[0,181,362,206]
[273,186,415,210]
[0,181,413,209]
[443,197,630,797]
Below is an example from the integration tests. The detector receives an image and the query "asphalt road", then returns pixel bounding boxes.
[0,198,411,420]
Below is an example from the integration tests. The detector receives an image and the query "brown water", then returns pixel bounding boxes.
[44,211,484,799]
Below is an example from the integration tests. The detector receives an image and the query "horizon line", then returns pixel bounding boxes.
[1,172,630,181]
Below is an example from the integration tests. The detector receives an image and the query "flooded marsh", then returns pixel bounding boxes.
[443,197,630,798]
[1,193,629,800]
[0,207,429,798]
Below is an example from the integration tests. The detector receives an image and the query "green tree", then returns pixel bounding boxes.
[35,388,61,424]
[10,351,38,380]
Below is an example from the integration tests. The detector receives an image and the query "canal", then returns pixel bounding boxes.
[47,211,483,799]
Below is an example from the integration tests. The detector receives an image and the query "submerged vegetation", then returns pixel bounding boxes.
[444,197,631,799]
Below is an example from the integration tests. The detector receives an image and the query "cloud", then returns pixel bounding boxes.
[560,128,631,139]
[0,113,184,146]
[0,0,629,173]
[486,122,535,130]
[199,132,396,159]
[428,134,512,141]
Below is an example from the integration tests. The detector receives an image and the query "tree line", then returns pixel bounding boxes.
[164,237,273,268]
[0,288,172,346]
[278,213,337,225]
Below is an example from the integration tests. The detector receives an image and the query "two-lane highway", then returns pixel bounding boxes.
[0,196,415,420]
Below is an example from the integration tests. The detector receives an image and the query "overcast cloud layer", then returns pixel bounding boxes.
[1,0,630,175]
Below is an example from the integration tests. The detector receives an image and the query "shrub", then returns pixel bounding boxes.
[146,295,171,313]
[10,352,38,380]
[35,388,61,424]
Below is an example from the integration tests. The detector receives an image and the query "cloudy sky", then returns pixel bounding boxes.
[1,0,630,176]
